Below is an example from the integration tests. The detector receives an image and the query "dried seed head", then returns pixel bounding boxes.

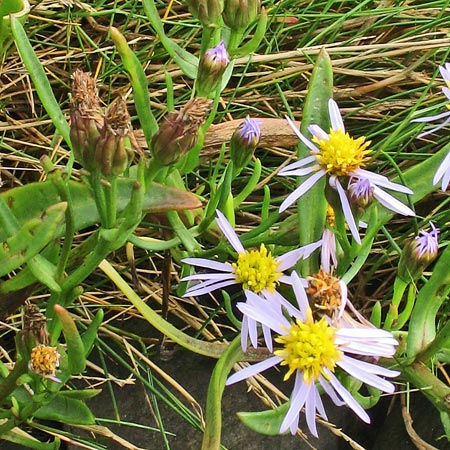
[306,269,343,317]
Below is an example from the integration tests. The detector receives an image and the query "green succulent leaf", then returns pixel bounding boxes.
[237,402,290,435]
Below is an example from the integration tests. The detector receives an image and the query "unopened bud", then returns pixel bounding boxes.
[398,222,439,283]
[186,0,223,27]
[196,41,230,98]
[229,116,261,171]
[151,98,213,166]
[70,70,104,171]
[223,0,261,32]
[95,99,135,177]
[348,177,374,208]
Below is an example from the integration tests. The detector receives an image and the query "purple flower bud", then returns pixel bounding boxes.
[230,116,261,171]
[398,222,440,283]
[348,177,374,208]
[196,41,230,98]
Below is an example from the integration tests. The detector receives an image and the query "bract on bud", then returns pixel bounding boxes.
[186,0,224,28]
[151,97,213,166]
[229,116,261,171]
[196,41,230,98]
[95,99,136,178]
[223,0,261,32]
[398,222,440,283]
[70,70,104,171]
[348,177,374,208]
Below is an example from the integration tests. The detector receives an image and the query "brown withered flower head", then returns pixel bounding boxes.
[151,97,213,166]
[306,268,346,318]
[95,98,137,177]
[69,70,104,171]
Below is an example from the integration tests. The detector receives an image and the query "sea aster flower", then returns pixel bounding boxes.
[226,272,399,437]
[182,210,321,350]
[433,149,450,191]
[412,63,450,138]
[29,344,61,383]
[279,99,415,244]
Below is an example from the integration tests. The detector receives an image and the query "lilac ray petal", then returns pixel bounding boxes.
[215,210,245,253]
[338,355,399,378]
[441,166,450,191]
[319,376,345,406]
[279,170,326,213]
[411,110,450,123]
[330,176,361,244]
[238,296,289,335]
[305,386,319,438]
[327,371,371,423]
[184,279,237,297]
[278,155,317,174]
[442,86,450,100]
[241,316,249,351]
[226,356,282,385]
[417,116,450,138]
[183,272,235,281]
[355,169,413,194]
[276,240,322,271]
[337,358,397,393]
[373,186,415,216]
[309,124,329,141]
[291,272,310,317]
[440,63,450,80]
[248,316,259,349]
[285,116,319,152]
[315,387,328,420]
[182,258,234,272]
[338,280,348,317]
[278,166,316,177]
[265,290,300,318]
[262,324,273,352]
[433,149,450,185]
[280,379,311,434]
[328,98,345,131]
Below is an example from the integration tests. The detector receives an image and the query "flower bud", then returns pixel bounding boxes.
[69,70,104,171]
[95,99,136,177]
[398,222,440,283]
[151,97,213,166]
[229,116,261,171]
[196,41,230,98]
[223,0,261,32]
[348,177,374,208]
[186,0,224,28]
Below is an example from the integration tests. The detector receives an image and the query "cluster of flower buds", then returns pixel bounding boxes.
[70,70,136,177]
[151,97,213,166]
[186,0,224,29]
[196,41,230,98]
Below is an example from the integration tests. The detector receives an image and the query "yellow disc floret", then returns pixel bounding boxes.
[313,129,371,176]
[232,243,282,294]
[274,309,342,383]
[29,344,60,378]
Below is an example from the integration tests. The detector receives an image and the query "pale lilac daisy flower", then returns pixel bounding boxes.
[412,63,450,138]
[182,210,322,350]
[279,99,415,244]
[226,272,399,437]
[414,222,439,260]
[433,150,450,191]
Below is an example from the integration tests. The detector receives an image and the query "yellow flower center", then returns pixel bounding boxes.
[274,309,342,383]
[313,129,371,176]
[326,204,335,227]
[232,243,281,294]
[307,269,342,317]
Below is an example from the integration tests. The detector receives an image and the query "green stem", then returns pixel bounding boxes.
[166,210,201,254]
[202,335,243,450]
[384,277,408,330]
[233,159,262,207]
[98,259,227,358]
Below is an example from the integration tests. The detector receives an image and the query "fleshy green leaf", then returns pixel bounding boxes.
[34,395,95,425]
[237,403,290,435]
